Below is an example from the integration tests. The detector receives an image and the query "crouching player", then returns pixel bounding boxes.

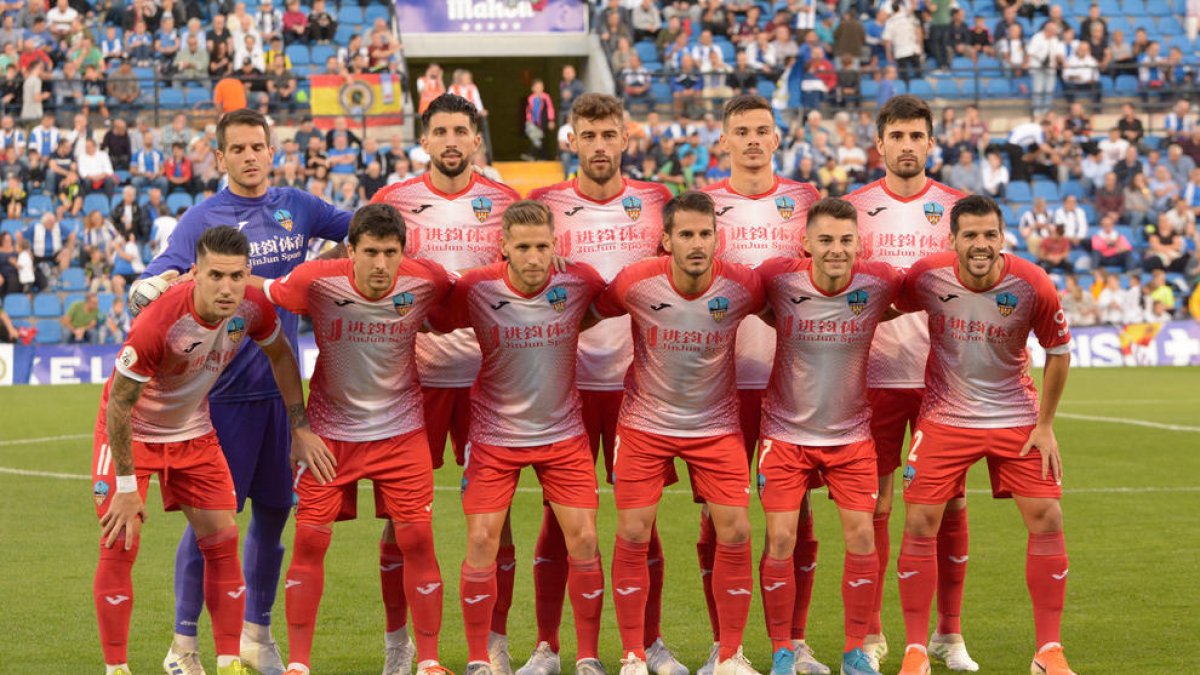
[892,196,1075,675]
[756,198,899,675]
[430,201,608,675]
[258,203,453,675]
[93,226,324,675]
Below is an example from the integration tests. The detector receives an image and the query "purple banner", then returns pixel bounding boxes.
[395,0,587,35]
[1028,320,1200,367]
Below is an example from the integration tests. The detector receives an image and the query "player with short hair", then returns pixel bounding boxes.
[371,94,522,675]
[755,198,897,675]
[257,203,453,675]
[524,93,684,675]
[93,226,325,675]
[133,108,352,675]
[701,94,825,675]
[430,200,607,675]
[600,192,765,675]
[845,95,973,671]
[892,196,1074,675]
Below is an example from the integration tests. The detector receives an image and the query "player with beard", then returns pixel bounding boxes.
[371,93,521,675]
[844,95,972,672]
[524,93,683,675]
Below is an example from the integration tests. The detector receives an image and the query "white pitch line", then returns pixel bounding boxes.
[0,433,90,447]
[1056,412,1200,433]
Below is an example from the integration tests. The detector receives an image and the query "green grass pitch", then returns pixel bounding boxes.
[1,367,1198,673]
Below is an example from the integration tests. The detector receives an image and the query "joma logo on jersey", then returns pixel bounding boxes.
[847,289,869,315]
[226,316,246,344]
[472,196,493,223]
[923,201,945,226]
[996,292,1019,317]
[708,296,730,322]
[393,291,416,317]
[622,195,642,220]
[775,195,796,220]
[546,286,568,313]
[273,209,294,232]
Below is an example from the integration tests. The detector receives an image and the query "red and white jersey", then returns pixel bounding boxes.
[897,252,1071,428]
[705,177,820,389]
[263,257,452,442]
[847,178,964,388]
[594,257,765,437]
[759,257,902,446]
[529,178,672,391]
[371,171,520,387]
[432,261,606,447]
[101,283,280,443]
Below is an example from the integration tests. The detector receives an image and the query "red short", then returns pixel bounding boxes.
[902,420,1063,505]
[91,428,236,517]
[580,389,623,484]
[738,389,764,465]
[422,385,471,469]
[614,425,750,510]
[868,387,925,475]
[295,427,434,525]
[462,434,598,514]
[757,437,878,513]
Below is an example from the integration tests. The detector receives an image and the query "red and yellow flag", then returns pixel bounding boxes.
[310,73,404,127]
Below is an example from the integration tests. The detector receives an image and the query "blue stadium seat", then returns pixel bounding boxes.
[634,41,659,65]
[950,56,974,72]
[335,23,357,45]
[1033,181,1059,201]
[976,55,1001,73]
[337,6,364,25]
[26,194,53,217]
[1098,0,1122,16]
[34,318,62,344]
[1008,229,1026,251]
[63,292,84,309]
[286,45,310,66]
[310,44,336,66]
[1060,180,1087,200]
[158,88,186,108]
[1,218,22,236]
[59,217,82,235]
[98,292,115,315]
[860,78,879,101]
[650,81,672,106]
[83,193,111,216]
[909,79,936,97]
[757,78,776,100]
[167,192,194,213]
[984,78,1011,97]
[1000,203,1018,227]
[364,5,390,24]
[1007,181,1032,202]
[1146,0,1173,15]
[1156,16,1184,36]
[714,38,735,63]
[60,267,87,292]
[1115,75,1140,94]
[184,85,212,106]
[33,293,61,318]
[1081,203,1097,224]
[934,79,960,98]
[3,293,31,318]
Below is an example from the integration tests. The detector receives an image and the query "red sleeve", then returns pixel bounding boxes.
[245,287,282,344]
[416,257,455,302]
[1028,268,1072,351]
[724,261,765,313]
[428,270,474,332]
[575,262,607,302]
[262,260,327,314]
[116,317,167,382]
[755,256,788,288]
[895,263,924,313]
[593,267,631,318]
[863,260,904,305]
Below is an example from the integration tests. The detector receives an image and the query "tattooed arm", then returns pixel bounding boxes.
[260,334,337,483]
[100,372,148,550]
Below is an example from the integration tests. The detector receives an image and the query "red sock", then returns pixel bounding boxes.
[197,526,244,657]
[612,536,649,658]
[533,505,568,652]
[936,508,969,635]
[696,512,719,642]
[869,512,890,635]
[490,544,515,636]
[568,555,605,659]
[643,524,665,649]
[94,534,138,665]
[759,554,795,651]
[713,541,753,661]
[286,524,332,667]
[461,562,497,662]
[380,539,408,633]
[897,534,937,648]
[843,552,879,652]
[1026,531,1068,651]
[791,515,818,641]
[395,522,443,664]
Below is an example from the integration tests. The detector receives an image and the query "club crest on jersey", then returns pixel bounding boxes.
[622,196,643,220]
[903,464,916,490]
[472,196,493,223]
[93,479,110,506]
[847,289,869,315]
[708,296,730,322]
[546,286,568,313]
[923,201,944,226]
[226,316,246,344]
[393,291,416,317]
[273,209,294,232]
[996,292,1019,317]
[775,195,796,220]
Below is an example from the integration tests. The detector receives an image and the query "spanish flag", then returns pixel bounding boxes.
[310,73,404,127]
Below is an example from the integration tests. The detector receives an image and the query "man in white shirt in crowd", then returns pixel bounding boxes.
[78,137,118,197]
[1062,41,1100,105]
[1026,23,1064,116]
[1052,194,1089,248]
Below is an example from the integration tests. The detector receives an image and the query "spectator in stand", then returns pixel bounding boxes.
[1095,274,1125,324]
[78,139,117,198]
[1143,217,1192,272]
[1161,143,1195,189]
[163,141,193,194]
[1148,164,1181,211]
[306,0,337,43]
[282,0,308,45]
[1019,196,1054,256]
[671,53,703,118]
[560,63,586,112]
[107,59,142,111]
[1117,102,1145,146]
[130,133,167,193]
[1090,213,1136,271]
[98,296,130,345]
[173,32,209,84]
[980,151,1010,199]
[0,231,19,296]
[1037,224,1074,273]
[1163,100,1194,141]
[61,291,103,344]
[1161,197,1197,238]
[80,209,119,262]
[1124,172,1155,229]
[22,211,75,281]
[1027,22,1064,116]
[1053,194,1089,248]
[1145,269,1177,316]
[523,78,555,161]
[20,60,49,124]
[101,119,133,173]
[1079,147,1110,195]
[1061,274,1099,326]
[0,114,22,154]
[700,48,732,107]
[1114,144,1144,187]
[357,160,386,202]
[213,72,246,113]
[1062,41,1100,104]
[256,0,284,43]
[1093,172,1125,222]
[267,58,297,114]
[1,173,23,218]
[109,230,144,294]
[326,132,358,193]
[112,186,145,241]
[967,14,994,60]
[631,0,662,42]
[945,150,983,195]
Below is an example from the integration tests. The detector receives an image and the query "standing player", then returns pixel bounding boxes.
[701,94,824,675]
[844,95,974,671]
[132,108,352,675]
[94,226,325,675]
[755,198,897,675]
[257,204,452,675]
[525,93,684,675]
[892,196,1075,675]
[430,201,608,675]
[600,192,765,675]
[371,94,521,675]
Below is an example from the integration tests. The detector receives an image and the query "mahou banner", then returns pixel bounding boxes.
[394,0,588,34]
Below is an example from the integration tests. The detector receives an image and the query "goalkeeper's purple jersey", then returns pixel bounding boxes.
[141,187,351,402]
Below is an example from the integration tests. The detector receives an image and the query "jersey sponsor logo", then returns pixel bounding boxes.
[93,479,110,506]
[564,206,584,216]
[546,286,568,312]
[938,293,959,303]
[847,289,869,316]
[472,196,493,223]
[902,464,916,489]
[490,300,510,311]
[273,208,294,232]
[334,299,355,306]
[708,296,730,322]
[650,302,671,311]
[183,341,202,353]
[393,291,416,317]
[923,201,945,226]
[622,195,642,220]
[996,292,1019,317]
[867,206,888,217]
[716,206,734,216]
[118,345,137,369]
[411,204,433,214]
[790,296,811,304]
[775,195,796,220]
[226,316,247,344]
